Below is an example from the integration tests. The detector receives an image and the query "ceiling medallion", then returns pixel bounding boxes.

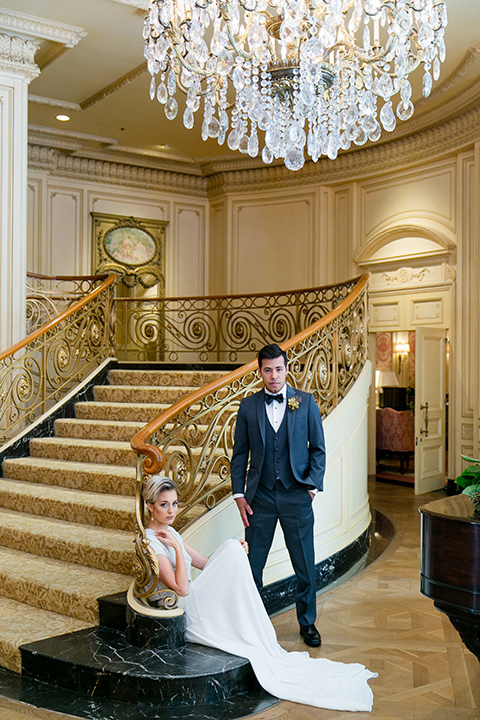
[144,0,448,171]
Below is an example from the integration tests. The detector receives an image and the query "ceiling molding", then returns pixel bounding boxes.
[29,95,81,111]
[80,63,147,111]
[0,9,86,47]
[27,95,480,197]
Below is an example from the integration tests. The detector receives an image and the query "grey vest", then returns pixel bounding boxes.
[259,410,297,490]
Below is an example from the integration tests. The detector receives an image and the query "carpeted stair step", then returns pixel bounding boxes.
[0,595,91,673]
[109,369,227,387]
[0,546,131,623]
[94,384,197,404]
[2,457,135,496]
[29,437,136,467]
[0,508,133,574]
[74,400,170,422]
[54,418,145,441]
[74,400,219,424]
[0,478,135,530]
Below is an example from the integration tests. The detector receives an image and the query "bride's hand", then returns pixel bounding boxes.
[155,529,180,548]
[239,539,249,554]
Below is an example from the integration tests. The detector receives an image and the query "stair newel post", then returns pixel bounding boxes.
[126,451,186,649]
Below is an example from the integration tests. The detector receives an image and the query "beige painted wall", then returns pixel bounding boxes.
[26,173,209,298]
[27,140,480,479]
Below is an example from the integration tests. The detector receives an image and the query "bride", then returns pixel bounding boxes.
[143,475,377,712]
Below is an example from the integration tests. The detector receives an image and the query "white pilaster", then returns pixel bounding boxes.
[0,33,39,351]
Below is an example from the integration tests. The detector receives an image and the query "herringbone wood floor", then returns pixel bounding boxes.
[1,479,479,719]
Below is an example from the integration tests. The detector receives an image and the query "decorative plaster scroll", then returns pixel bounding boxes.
[0,33,39,81]
[0,10,86,47]
[382,267,430,285]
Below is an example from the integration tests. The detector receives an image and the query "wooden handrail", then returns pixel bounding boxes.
[0,273,116,363]
[27,272,111,282]
[114,276,361,304]
[131,273,370,473]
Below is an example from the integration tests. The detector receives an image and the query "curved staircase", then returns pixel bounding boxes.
[0,366,228,672]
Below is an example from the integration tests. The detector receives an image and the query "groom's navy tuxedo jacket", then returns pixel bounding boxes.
[231,385,326,504]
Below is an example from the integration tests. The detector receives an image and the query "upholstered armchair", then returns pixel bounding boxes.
[376,407,414,474]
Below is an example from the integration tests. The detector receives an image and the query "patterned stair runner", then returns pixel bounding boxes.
[0,367,227,672]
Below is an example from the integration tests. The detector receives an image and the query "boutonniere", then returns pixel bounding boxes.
[288,396,301,411]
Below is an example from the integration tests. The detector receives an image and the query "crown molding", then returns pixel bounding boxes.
[27,95,480,198]
[205,103,480,195]
[0,9,86,47]
[28,144,208,197]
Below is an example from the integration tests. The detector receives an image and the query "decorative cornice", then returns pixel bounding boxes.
[0,33,39,82]
[28,144,208,197]
[27,95,480,198]
[205,103,480,195]
[0,10,86,47]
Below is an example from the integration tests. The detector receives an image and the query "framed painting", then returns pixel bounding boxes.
[92,212,167,289]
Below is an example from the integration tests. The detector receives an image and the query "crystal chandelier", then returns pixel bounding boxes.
[143,0,448,171]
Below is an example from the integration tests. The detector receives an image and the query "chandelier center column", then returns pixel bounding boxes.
[0,32,39,351]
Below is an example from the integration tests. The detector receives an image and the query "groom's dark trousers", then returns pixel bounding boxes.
[231,386,325,626]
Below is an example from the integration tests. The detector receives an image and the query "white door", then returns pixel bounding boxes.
[414,327,446,494]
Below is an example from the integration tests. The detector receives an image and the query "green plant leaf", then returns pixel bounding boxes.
[456,465,480,487]
[463,484,480,497]
[461,454,480,464]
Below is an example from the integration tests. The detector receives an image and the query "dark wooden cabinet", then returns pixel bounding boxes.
[420,494,480,661]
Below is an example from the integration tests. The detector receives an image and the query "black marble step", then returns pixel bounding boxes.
[20,626,261,708]
[0,664,276,720]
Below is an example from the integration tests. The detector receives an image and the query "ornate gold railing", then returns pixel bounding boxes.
[114,279,358,363]
[0,274,116,445]
[130,274,369,605]
[26,273,110,335]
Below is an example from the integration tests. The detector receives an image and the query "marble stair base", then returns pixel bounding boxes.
[19,593,278,717]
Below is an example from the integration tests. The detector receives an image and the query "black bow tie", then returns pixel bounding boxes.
[265,393,284,404]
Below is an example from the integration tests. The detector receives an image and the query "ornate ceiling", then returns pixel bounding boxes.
[1,0,479,176]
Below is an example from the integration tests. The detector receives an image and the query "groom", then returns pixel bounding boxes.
[231,343,326,646]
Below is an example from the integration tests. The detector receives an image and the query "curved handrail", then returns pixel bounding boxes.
[129,273,369,606]
[0,273,116,445]
[131,273,369,471]
[0,274,115,363]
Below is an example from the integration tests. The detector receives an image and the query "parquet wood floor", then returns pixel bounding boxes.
[0,479,478,719]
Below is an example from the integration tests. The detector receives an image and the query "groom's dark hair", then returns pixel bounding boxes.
[258,343,288,369]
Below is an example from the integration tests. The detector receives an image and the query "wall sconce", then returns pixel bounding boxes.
[394,342,410,373]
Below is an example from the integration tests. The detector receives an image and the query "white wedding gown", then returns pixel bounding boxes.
[146,530,377,712]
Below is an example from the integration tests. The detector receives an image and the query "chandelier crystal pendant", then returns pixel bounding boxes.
[143,0,448,171]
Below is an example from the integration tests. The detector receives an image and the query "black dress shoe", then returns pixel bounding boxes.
[299,624,322,647]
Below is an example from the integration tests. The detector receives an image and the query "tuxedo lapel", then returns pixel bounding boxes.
[286,384,296,447]
[256,391,266,446]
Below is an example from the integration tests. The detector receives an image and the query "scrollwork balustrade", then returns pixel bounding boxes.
[26,273,109,335]
[130,275,369,607]
[0,275,115,445]
[114,279,357,363]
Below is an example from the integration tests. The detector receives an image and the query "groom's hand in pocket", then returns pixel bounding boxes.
[235,497,253,528]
